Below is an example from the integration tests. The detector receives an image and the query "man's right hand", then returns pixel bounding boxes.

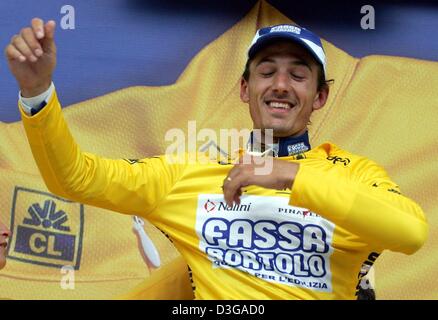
[4,18,57,97]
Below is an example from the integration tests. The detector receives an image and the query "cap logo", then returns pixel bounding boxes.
[270,25,301,35]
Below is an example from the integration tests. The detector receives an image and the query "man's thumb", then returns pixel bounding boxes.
[41,20,56,53]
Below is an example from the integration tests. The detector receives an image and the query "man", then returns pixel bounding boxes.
[5,19,428,299]
[0,221,11,270]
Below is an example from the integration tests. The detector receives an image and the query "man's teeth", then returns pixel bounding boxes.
[268,102,290,109]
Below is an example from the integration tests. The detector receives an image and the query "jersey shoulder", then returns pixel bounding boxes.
[314,142,396,187]
[313,142,371,168]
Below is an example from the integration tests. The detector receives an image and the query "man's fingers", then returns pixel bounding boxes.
[236,154,248,165]
[223,173,235,206]
[233,188,242,205]
[5,44,26,62]
[223,179,240,207]
[223,173,249,207]
[226,166,241,180]
[12,34,37,62]
[237,154,259,166]
[21,27,43,58]
[31,18,45,39]
[41,20,56,53]
[44,20,56,39]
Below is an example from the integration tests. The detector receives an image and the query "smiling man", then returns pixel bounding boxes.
[241,26,328,140]
[4,19,428,299]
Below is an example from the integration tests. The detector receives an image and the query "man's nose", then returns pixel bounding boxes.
[271,72,290,95]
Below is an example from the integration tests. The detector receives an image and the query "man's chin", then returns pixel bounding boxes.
[270,127,295,138]
[257,121,298,138]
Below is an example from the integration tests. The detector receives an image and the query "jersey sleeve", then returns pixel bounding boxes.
[289,152,428,255]
[19,90,186,216]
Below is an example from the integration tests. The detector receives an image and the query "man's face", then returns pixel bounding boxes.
[240,40,328,138]
[0,220,11,269]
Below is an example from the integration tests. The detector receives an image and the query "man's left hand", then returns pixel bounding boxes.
[222,154,299,207]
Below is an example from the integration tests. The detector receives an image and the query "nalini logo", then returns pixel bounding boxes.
[8,187,84,269]
[203,200,252,213]
[204,200,216,213]
[217,202,251,212]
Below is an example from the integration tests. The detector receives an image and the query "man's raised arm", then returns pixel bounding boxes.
[4,18,186,216]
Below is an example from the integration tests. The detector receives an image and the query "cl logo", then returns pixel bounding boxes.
[29,233,62,256]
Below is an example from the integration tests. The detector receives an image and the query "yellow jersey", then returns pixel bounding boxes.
[19,91,428,299]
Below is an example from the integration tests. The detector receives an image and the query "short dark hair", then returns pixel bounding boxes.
[242,58,333,92]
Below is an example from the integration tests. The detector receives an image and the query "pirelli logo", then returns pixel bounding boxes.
[8,186,84,269]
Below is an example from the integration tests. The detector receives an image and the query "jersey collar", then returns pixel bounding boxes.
[246,130,311,157]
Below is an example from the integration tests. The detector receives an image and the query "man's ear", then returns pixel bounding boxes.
[240,77,249,103]
[312,85,329,111]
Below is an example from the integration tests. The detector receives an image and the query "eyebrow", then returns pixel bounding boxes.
[255,57,312,72]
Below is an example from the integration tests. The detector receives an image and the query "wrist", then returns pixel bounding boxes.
[20,80,52,98]
[284,162,299,190]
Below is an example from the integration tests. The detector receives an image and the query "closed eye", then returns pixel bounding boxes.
[292,74,305,81]
[260,71,275,77]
